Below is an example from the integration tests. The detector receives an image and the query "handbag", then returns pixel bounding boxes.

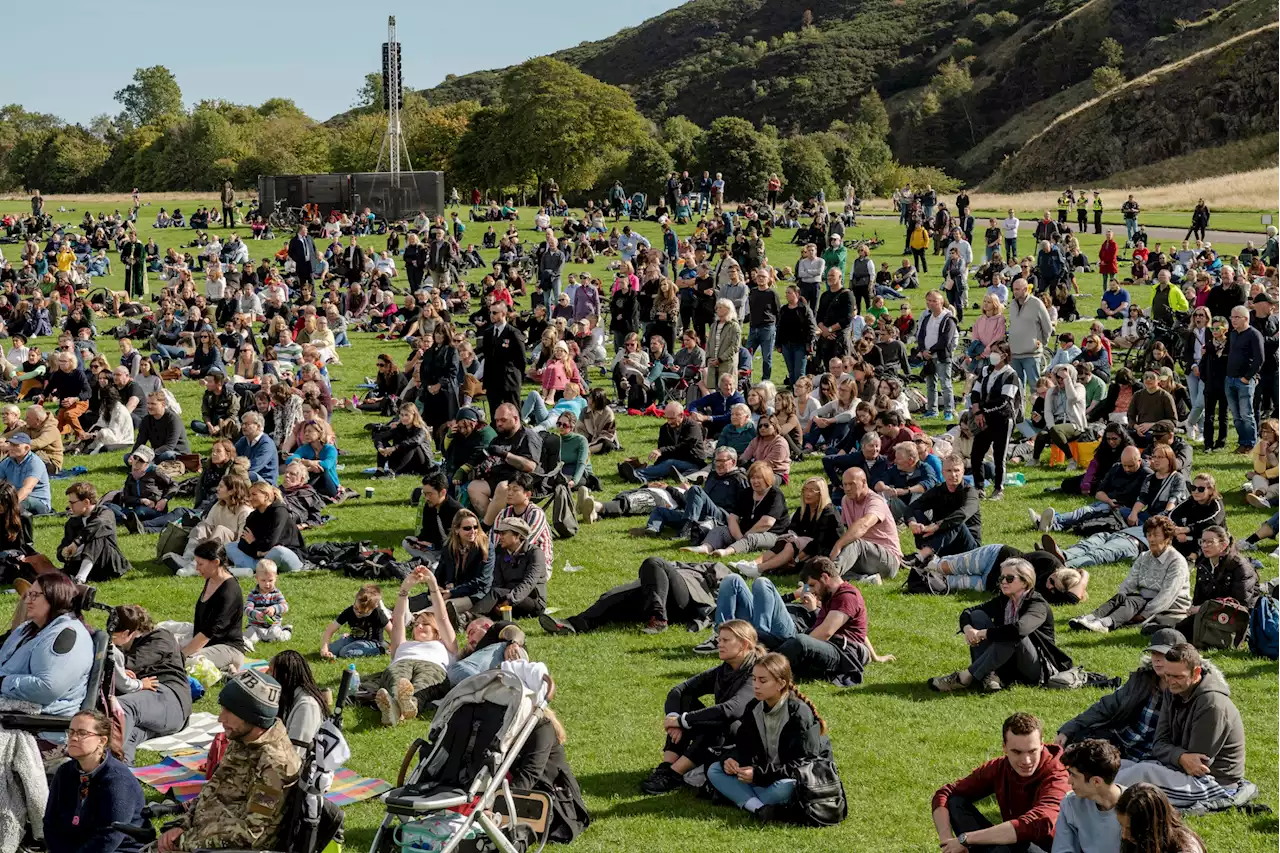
[156,522,192,564]
[793,756,847,826]
[1193,598,1251,650]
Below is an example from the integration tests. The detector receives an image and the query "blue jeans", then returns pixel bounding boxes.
[1004,237,1017,260]
[1011,356,1040,403]
[334,330,351,347]
[1064,531,1143,568]
[447,642,509,685]
[1225,376,1257,447]
[226,541,304,572]
[714,575,796,640]
[636,458,702,483]
[151,345,186,361]
[943,543,1005,592]
[780,344,808,386]
[918,523,978,557]
[804,420,849,449]
[108,504,164,524]
[1124,218,1138,243]
[648,485,729,531]
[984,246,997,262]
[329,636,384,657]
[876,285,906,300]
[745,325,776,381]
[21,496,51,515]
[1186,372,1205,431]
[707,763,796,810]
[521,391,555,429]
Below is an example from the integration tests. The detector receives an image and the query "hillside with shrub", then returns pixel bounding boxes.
[420,0,1277,187]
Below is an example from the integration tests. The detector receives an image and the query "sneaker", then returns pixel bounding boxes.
[1080,616,1110,634]
[124,513,143,535]
[692,634,720,655]
[160,553,184,573]
[638,763,685,795]
[629,527,657,538]
[928,671,971,692]
[921,409,939,418]
[752,804,779,822]
[943,412,954,421]
[1040,507,1056,533]
[1246,492,1272,509]
[1238,539,1259,552]
[641,617,669,634]
[539,613,576,635]
[374,688,400,726]
[854,573,884,586]
[735,561,761,579]
[394,677,418,720]
[1065,460,1079,472]
[980,673,1003,693]
[988,488,1005,502]
[1027,508,1040,529]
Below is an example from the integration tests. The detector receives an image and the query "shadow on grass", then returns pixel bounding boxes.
[575,770,728,823]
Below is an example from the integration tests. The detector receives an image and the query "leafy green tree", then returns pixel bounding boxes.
[453,107,530,196]
[0,105,62,190]
[113,66,183,127]
[931,58,976,143]
[778,135,833,200]
[495,57,647,192]
[661,116,702,169]
[852,90,890,140]
[1099,37,1124,68]
[405,98,479,174]
[24,126,109,192]
[621,135,674,199]
[696,116,781,201]
[354,73,384,110]
[1091,66,1125,94]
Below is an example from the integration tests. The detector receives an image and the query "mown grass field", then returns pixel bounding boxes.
[1,195,1275,852]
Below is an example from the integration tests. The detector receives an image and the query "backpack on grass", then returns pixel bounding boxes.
[1248,593,1278,660]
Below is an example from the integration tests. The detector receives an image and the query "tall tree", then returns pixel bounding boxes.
[661,116,702,169]
[496,57,646,192]
[113,66,183,127]
[354,73,384,110]
[696,117,782,202]
[779,135,833,200]
[853,90,890,140]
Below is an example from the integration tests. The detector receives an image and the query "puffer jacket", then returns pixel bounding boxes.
[1044,364,1087,430]
[0,613,93,715]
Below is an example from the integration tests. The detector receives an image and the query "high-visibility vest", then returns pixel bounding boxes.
[1093,197,1103,210]
[1057,196,1068,209]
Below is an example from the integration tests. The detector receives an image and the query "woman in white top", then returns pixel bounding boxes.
[803,375,859,450]
[165,473,253,576]
[374,565,459,727]
[85,383,134,454]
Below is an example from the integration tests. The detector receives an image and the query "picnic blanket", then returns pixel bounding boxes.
[137,712,224,755]
[132,750,391,806]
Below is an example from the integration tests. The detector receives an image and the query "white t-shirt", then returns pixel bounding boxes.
[393,639,454,669]
[1002,217,1020,239]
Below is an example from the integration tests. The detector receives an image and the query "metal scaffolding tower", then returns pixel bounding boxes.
[375,16,412,188]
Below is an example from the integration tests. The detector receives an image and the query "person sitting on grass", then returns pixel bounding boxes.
[639,619,760,795]
[1237,511,1279,552]
[1031,446,1150,534]
[729,476,843,579]
[1172,525,1260,645]
[625,446,746,539]
[931,712,1069,853]
[902,453,981,567]
[454,516,548,623]
[630,402,710,483]
[243,560,290,646]
[110,445,174,534]
[1053,739,1126,853]
[406,509,494,622]
[875,441,940,523]
[680,461,788,558]
[928,558,1073,694]
[1067,515,1190,636]
[1114,643,1246,810]
[1115,783,1206,853]
[695,558,893,685]
[715,404,757,458]
[926,542,1089,602]
[57,481,131,582]
[1054,628,1185,760]
[320,583,390,660]
[830,467,903,584]
[373,566,458,726]
[129,390,190,465]
[285,420,340,499]
[540,556,730,637]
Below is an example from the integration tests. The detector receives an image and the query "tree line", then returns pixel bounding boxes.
[0,59,955,201]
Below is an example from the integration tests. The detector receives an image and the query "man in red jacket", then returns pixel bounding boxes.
[932,712,1069,852]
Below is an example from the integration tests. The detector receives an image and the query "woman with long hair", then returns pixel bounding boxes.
[579,386,619,454]
[707,652,833,821]
[269,649,331,752]
[733,477,842,578]
[226,482,305,573]
[509,675,591,842]
[803,375,859,451]
[1116,783,1205,853]
[161,473,253,575]
[409,510,492,618]
[373,402,433,477]
[0,481,33,553]
[418,323,460,434]
[640,620,760,795]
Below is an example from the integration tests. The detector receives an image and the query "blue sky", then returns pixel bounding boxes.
[0,0,687,125]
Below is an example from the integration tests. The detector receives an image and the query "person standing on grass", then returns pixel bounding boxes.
[220,181,235,228]
[1008,277,1053,398]
[745,268,780,382]
[1054,739,1124,853]
[120,228,146,299]
[1225,304,1264,453]
[932,712,1069,853]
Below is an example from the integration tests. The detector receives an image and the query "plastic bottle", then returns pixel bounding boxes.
[1004,472,1027,487]
[346,663,360,694]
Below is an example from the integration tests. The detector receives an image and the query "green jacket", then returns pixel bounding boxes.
[821,245,847,280]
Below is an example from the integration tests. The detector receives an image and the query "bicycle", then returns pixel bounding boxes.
[267,199,307,231]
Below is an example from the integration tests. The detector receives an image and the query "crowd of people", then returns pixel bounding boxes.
[0,178,1274,852]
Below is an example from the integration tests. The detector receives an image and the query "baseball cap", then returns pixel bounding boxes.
[1144,628,1187,656]
[7,433,31,446]
[130,445,156,464]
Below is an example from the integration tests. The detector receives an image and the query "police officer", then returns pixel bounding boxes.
[1077,190,1088,232]
[1056,191,1069,225]
[156,671,300,852]
[1092,191,1104,235]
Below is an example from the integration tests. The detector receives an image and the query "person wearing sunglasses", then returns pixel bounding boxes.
[185,328,224,381]
[1173,526,1261,645]
[930,557,1073,693]
[44,709,146,853]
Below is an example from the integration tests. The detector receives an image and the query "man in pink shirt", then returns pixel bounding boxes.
[830,467,903,584]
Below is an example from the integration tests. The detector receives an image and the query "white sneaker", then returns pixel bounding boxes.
[1028,508,1040,529]
[735,561,761,579]
[1065,460,1079,472]
[1246,492,1272,509]
[1040,507,1056,533]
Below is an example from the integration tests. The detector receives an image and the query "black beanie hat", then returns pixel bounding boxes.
[218,669,281,730]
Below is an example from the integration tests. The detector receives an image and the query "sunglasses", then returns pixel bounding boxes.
[459,524,479,531]
[1192,485,1210,493]
[999,575,1019,584]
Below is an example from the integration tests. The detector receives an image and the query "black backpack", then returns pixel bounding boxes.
[793,756,847,827]
[903,565,948,595]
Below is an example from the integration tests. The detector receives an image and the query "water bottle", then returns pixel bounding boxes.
[1004,472,1027,487]
[346,663,360,694]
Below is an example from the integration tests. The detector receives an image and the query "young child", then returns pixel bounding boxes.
[243,560,291,646]
[319,583,391,659]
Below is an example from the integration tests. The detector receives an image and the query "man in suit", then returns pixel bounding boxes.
[119,228,146,298]
[480,301,527,417]
[287,224,316,282]
[344,237,365,284]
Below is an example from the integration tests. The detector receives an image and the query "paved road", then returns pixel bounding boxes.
[859,214,1266,247]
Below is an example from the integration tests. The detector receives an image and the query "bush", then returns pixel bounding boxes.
[954,38,975,57]
[992,10,1019,30]
[1092,66,1125,95]
[972,12,994,33]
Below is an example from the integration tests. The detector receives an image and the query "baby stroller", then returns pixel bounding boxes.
[369,669,551,853]
[629,192,648,221]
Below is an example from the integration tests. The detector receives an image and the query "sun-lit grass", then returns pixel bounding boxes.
[0,197,1274,852]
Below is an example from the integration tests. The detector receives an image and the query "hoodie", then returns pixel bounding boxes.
[1150,663,1245,787]
[1044,364,1086,431]
[932,743,1069,847]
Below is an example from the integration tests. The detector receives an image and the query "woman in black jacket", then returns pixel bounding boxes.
[403,233,427,290]
[1174,525,1260,643]
[417,324,460,437]
[1168,472,1226,560]
[639,620,760,795]
[373,402,433,477]
[608,285,641,352]
[929,556,1073,693]
[112,605,191,762]
[776,284,816,387]
[708,652,834,822]
[1198,318,1231,450]
[227,482,305,572]
[508,677,590,843]
[968,341,1020,501]
[351,353,407,414]
[737,477,842,577]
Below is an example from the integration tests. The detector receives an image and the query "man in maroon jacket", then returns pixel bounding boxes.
[932,712,1069,852]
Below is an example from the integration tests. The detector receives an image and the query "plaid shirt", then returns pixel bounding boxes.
[1113,690,1161,760]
